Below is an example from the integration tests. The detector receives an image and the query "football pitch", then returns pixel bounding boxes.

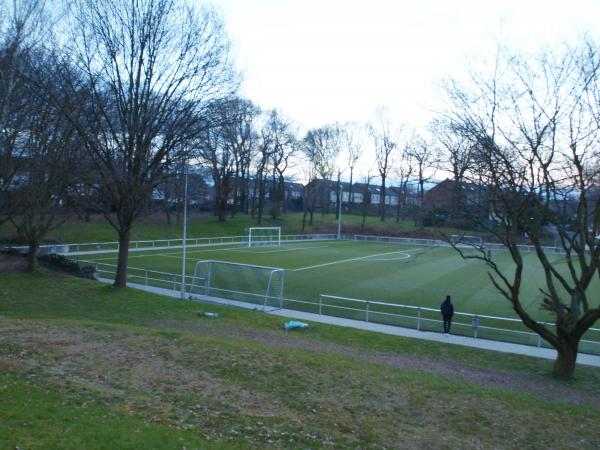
[81,238,599,322]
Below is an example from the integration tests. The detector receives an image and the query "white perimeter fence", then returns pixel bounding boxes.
[353,234,567,254]
[9,232,599,355]
[5,233,337,255]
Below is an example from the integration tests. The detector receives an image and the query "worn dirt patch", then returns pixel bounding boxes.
[0,253,27,272]
[0,320,293,419]
[1,316,600,449]
[154,319,600,408]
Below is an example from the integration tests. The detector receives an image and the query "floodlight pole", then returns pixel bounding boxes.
[337,170,343,240]
[180,164,189,300]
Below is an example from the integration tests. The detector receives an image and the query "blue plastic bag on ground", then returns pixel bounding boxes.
[200,312,219,318]
[283,321,309,330]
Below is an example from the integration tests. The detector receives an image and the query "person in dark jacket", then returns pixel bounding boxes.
[440,295,454,334]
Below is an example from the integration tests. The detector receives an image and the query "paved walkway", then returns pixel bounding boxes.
[97,278,600,368]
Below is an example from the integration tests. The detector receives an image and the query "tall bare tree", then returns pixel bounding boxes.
[59,0,237,287]
[370,109,399,221]
[360,172,373,231]
[0,0,50,224]
[442,41,600,379]
[194,111,234,223]
[269,113,297,219]
[303,124,343,215]
[219,97,260,216]
[8,62,82,269]
[430,118,475,183]
[301,159,319,230]
[340,122,363,206]
[393,145,414,223]
[407,132,437,228]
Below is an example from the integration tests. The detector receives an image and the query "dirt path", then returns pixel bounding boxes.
[154,319,600,408]
[1,315,598,409]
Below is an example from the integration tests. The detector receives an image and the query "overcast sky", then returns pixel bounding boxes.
[217,0,600,134]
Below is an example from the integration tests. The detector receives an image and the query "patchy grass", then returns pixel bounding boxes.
[0,372,234,450]
[0,212,459,246]
[1,270,600,448]
[1,271,599,387]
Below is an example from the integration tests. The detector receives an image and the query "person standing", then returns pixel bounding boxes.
[440,295,454,334]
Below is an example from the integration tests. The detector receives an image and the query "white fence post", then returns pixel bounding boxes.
[417,308,421,331]
[366,302,370,322]
[472,315,480,338]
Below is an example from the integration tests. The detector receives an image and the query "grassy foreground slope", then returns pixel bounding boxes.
[1,269,600,449]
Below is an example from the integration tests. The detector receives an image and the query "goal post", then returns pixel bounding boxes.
[190,259,285,311]
[450,234,484,248]
[247,227,281,247]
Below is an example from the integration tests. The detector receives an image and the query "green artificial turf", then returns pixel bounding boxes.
[80,239,599,321]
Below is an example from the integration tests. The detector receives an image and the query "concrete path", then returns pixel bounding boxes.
[97,278,600,368]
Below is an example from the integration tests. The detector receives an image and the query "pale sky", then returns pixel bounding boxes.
[217,0,600,133]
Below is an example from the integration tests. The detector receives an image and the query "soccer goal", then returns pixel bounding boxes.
[247,226,281,247]
[450,234,484,248]
[190,260,285,311]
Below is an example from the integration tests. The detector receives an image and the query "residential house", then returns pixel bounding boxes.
[352,183,398,206]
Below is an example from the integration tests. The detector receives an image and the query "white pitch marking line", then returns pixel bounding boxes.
[88,246,242,261]
[255,245,331,254]
[366,253,412,261]
[291,250,411,272]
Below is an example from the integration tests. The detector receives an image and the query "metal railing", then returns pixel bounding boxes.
[89,260,284,311]
[316,294,600,355]
[86,259,600,356]
[8,233,338,255]
[353,234,566,254]
[83,260,197,293]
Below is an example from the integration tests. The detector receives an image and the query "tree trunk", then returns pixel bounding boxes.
[348,170,353,206]
[302,210,307,231]
[164,199,172,225]
[26,240,40,271]
[114,229,131,288]
[553,338,579,380]
[380,178,386,222]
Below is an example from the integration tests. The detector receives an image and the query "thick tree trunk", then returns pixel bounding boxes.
[553,338,579,380]
[26,240,39,271]
[380,178,386,222]
[302,210,307,231]
[218,198,227,222]
[165,201,172,225]
[114,229,130,288]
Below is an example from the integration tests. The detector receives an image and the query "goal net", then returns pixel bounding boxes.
[190,260,285,311]
[247,227,281,247]
[450,234,484,248]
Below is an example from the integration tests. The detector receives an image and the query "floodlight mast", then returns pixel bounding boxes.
[180,166,188,300]
[337,170,342,240]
